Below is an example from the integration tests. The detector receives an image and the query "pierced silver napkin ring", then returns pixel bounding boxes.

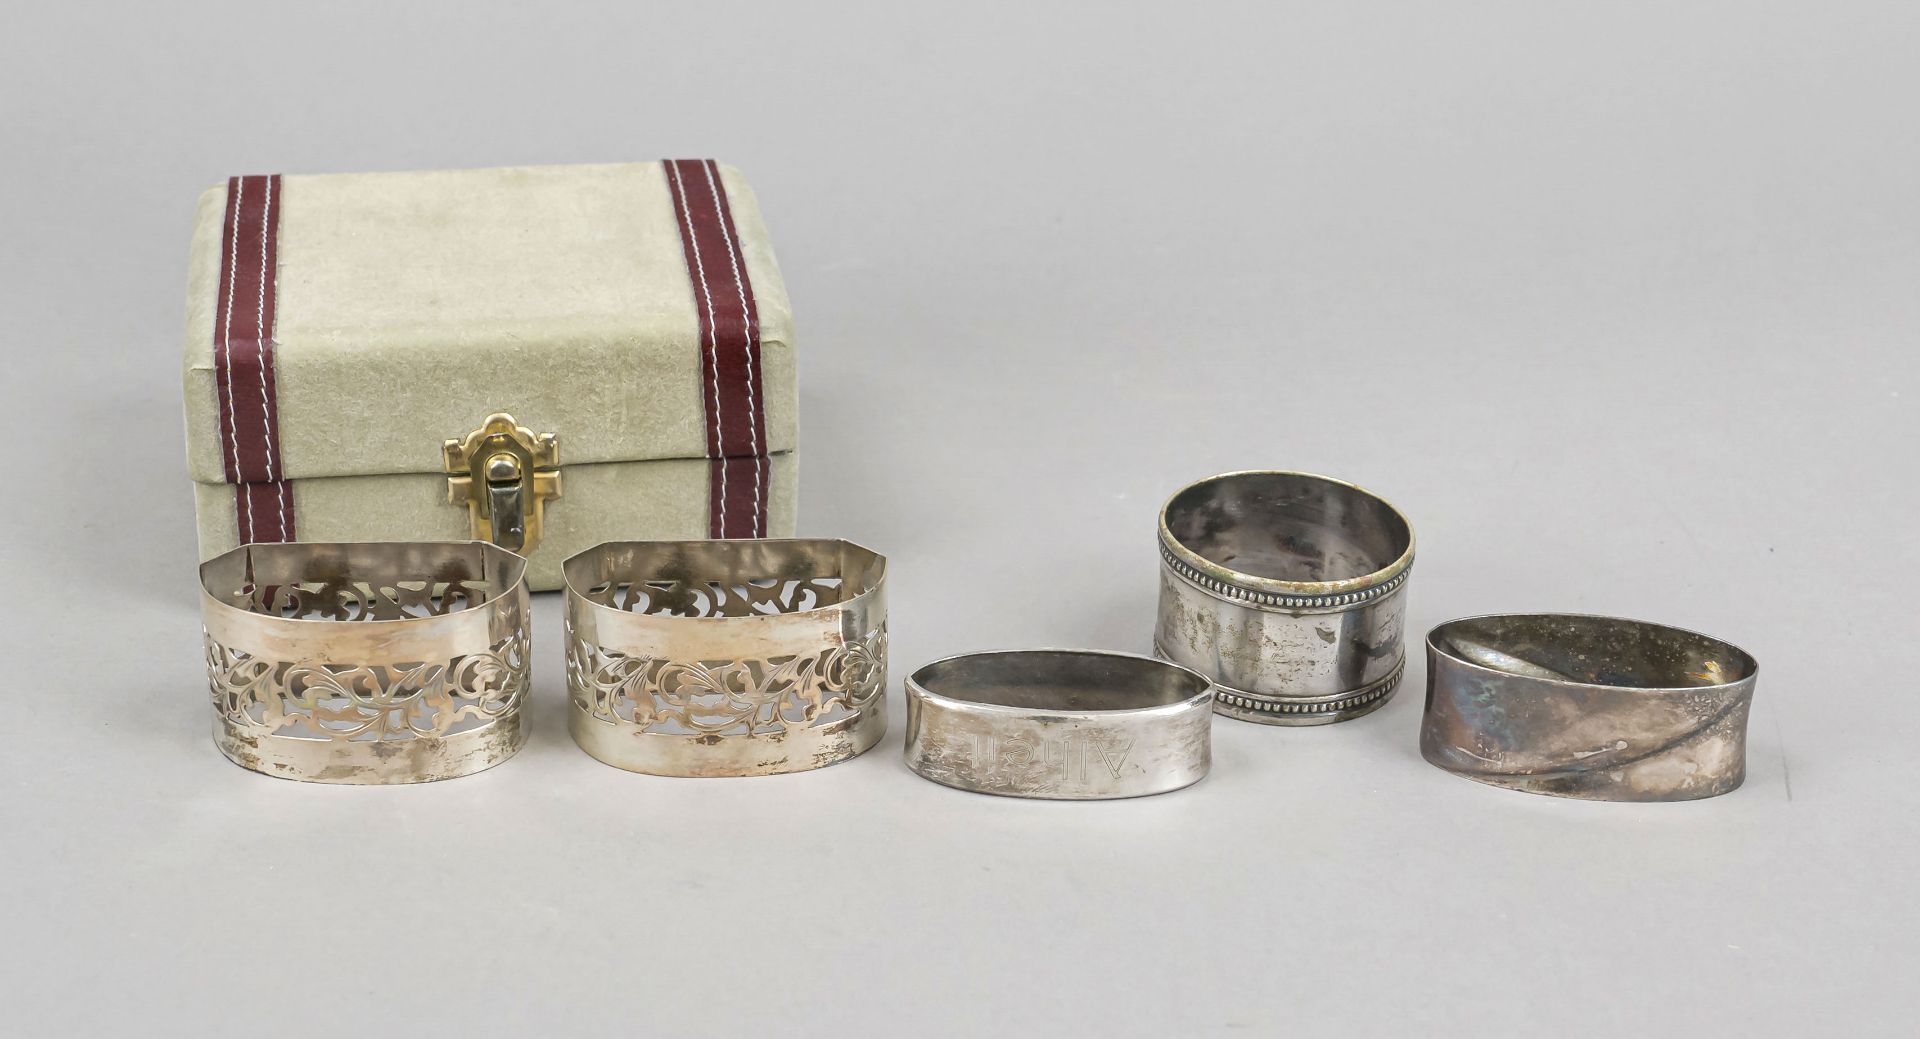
[563,538,888,777]
[904,650,1213,799]
[1154,470,1415,725]
[201,541,532,784]
[1422,613,1758,801]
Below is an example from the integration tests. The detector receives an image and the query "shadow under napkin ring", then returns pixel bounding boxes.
[200,541,532,784]
[1154,470,1415,725]
[563,538,888,777]
[1421,613,1758,801]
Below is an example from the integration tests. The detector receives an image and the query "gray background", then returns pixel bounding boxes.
[2,2,1913,1035]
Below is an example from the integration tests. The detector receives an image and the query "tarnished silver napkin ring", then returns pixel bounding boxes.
[1422,613,1758,801]
[904,650,1213,799]
[1154,470,1415,725]
[564,538,888,777]
[201,541,532,784]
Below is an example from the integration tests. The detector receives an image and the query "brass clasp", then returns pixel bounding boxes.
[443,413,561,555]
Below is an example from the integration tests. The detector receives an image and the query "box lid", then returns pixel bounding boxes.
[182,161,795,485]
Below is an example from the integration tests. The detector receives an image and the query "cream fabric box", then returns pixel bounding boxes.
[181,161,797,590]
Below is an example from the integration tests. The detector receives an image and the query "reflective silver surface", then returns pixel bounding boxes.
[563,539,888,777]
[200,541,532,784]
[1154,470,1414,725]
[1422,613,1758,801]
[904,650,1213,799]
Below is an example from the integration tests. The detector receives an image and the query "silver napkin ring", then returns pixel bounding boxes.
[201,541,532,784]
[1154,470,1415,725]
[563,539,888,777]
[1422,613,1758,801]
[903,650,1213,799]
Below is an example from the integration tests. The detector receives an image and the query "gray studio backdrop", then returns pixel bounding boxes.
[2,2,1914,1036]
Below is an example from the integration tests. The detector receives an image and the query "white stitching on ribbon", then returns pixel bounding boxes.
[701,160,764,537]
[254,175,287,540]
[668,160,727,535]
[220,177,254,543]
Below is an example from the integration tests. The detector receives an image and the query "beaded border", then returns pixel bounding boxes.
[1209,657,1405,720]
[1157,538,1412,611]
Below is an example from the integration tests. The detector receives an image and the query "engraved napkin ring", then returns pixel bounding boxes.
[563,539,888,777]
[201,542,532,784]
[903,650,1213,799]
[1421,614,1758,801]
[1155,470,1415,725]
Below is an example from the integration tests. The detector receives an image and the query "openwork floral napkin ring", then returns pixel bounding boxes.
[1422,613,1757,801]
[200,542,532,784]
[904,650,1213,800]
[563,539,888,777]
[1155,470,1414,726]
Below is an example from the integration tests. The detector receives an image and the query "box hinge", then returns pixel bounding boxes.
[443,413,561,555]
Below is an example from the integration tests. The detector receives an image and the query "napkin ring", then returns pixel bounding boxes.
[200,542,532,784]
[564,539,888,777]
[1154,470,1415,725]
[904,650,1213,799]
[1422,613,1758,801]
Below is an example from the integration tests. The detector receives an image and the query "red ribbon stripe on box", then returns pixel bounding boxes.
[213,173,294,545]
[664,158,771,540]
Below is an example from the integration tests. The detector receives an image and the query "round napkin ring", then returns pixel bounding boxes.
[200,541,532,784]
[903,650,1213,799]
[1154,470,1415,725]
[1422,614,1758,801]
[563,539,888,777]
